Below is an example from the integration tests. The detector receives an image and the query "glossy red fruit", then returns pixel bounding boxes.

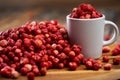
[20,58,29,65]
[40,62,49,69]
[68,51,76,58]
[24,64,32,71]
[77,54,84,61]
[56,44,63,51]
[104,63,112,70]
[8,39,15,46]
[68,62,78,70]
[51,43,57,49]
[48,55,55,61]
[0,39,8,47]
[52,50,59,56]
[102,55,109,62]
[0,66,12,78]
[0,57,3,63]
[93,62,101,70]
[32,39,43,48]
[102,46,110,53]
[10,33,18,41]
[112,49,119,56]
[20,67,29,75]
[57,52,67,61]
[63,47,71,54]
[40,67,47,76]
[104,35,111,40]
[23,38,31,47]
[15,48,22,54]
[32,68,40,76]
[85,61,93,69]
[47,61,53,69]
[27,72,35,80]
[72,56,81,65]
[58,63,64,69]
[53,58,59,65]
[113,58,120,65]
[11,70,19,79]
[82,58,87,64]
[50,20,58,25]
[87,58,96,64]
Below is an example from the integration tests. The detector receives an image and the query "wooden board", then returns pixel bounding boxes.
[0,44,120,80]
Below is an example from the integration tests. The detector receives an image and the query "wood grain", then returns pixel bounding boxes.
[0,44,120,80]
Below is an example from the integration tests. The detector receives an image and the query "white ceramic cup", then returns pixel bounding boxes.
[66,14,119,59]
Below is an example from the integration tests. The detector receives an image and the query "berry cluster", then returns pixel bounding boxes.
[70,3,102,19]
[0,20,85,80]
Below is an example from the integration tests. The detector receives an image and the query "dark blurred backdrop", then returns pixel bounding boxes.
[0,0,120,31]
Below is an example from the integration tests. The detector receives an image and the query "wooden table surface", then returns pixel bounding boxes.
[0,5,120,80]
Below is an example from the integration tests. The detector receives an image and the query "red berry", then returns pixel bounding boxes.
[72,56,81,65]
[15,48,22,54]
[11,70,19,79]
[112,49,119,56]
[82,58,87,64]
[32,39,43,48]
[104,35,111,40]
[24,64,32,71]
[63,47,71,54]
[27,72,35,80]
[68,62,78,70]
[32,68,40,76]
[20,58,29,65]
[58,63,64,69]
[40,67,47,76]
[20,67,29,75]
[50,20,58,25]
[52,50,59,56]
[68,51,76,58]
[0,39,8,47]
[57,52,67,61]
[102,55,109,62]
[8,39,15,46]
[102,46,110,53]
[93,62,100,70]
[113,58,120,65]
[104,63,112,70]
[40,62,49,69]
[0,57,3,63]
[51,43,57,49]
[53,58,59,65]
[85,61,93,69]
[24,38,31,47]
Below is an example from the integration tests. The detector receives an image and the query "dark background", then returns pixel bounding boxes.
[0,0,120,31]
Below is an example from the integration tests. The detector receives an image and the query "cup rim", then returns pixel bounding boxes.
[67,14,105,21]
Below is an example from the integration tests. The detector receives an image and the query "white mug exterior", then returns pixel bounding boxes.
[103,20,119,46]
[66,15,119,59]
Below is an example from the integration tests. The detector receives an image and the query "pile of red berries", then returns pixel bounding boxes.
[0,20,88,80]
[70,3,102,19]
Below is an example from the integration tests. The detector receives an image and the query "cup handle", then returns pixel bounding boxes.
[103,20,119,46]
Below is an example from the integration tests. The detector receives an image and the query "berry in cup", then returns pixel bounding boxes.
[70,3,102,19]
